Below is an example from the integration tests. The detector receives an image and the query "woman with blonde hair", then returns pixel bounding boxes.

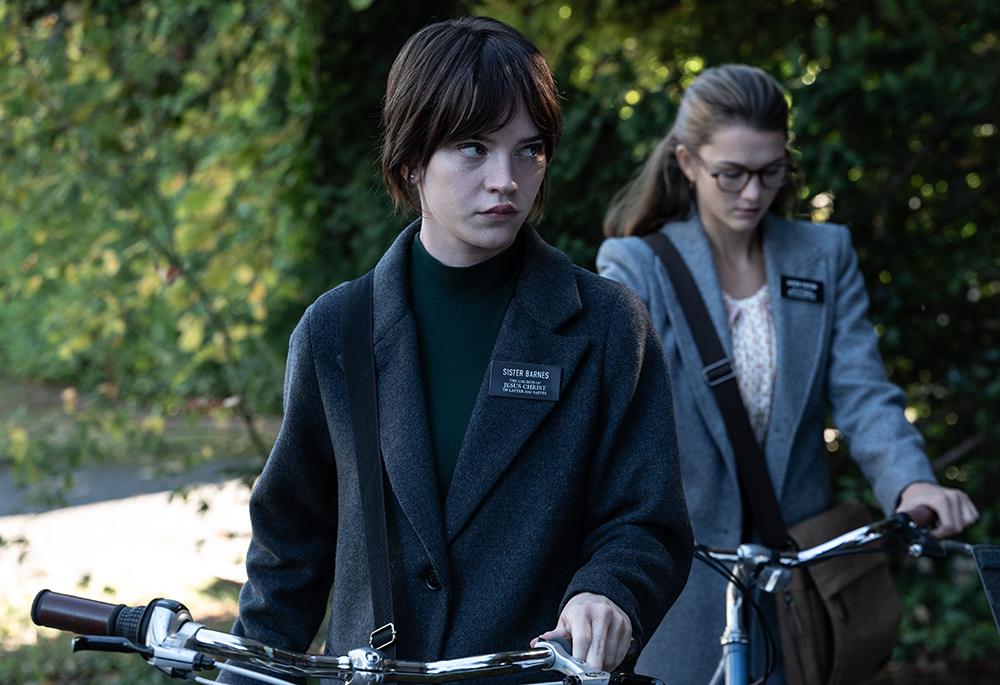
[598,64,977,683]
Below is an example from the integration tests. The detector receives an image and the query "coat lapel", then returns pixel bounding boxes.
[761,215,829,497]
[655,217,743,487]
[443,227,589,543]
[666,217,734,356]
[366,222,450,575]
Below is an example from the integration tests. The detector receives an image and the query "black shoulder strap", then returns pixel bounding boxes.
[644,232,789,549]
[340,270,396,655]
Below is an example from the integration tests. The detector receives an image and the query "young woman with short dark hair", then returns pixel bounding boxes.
[221,17,693,683]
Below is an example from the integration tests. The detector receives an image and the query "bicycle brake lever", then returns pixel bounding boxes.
[72,635,153,658]
[906,538,947,559]
[757,564,793,594]
[941,540,974,556]
[892,512,947,558]
[538,639,589,675]
[538,640,610,685]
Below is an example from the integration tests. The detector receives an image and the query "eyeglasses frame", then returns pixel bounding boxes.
[686,147,796,194]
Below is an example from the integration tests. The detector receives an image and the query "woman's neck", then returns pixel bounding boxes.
[701,217,767,299]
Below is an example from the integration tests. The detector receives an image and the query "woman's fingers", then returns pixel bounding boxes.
[606,614,631,669]
[962,496,981,527]
[932,488,975,537]
[932,489,959,537]
[897,481,980,538]
[538,592,632,672]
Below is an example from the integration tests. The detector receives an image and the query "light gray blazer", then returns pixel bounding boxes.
[597,212,936,684]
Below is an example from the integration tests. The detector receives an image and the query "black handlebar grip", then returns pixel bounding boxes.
[31,590,127,636]
[905,505,938,529]
[113,604,151,642]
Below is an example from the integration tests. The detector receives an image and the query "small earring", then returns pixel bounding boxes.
[409,173,416,182]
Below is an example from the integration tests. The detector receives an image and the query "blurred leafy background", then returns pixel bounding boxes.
[0,0,998,680]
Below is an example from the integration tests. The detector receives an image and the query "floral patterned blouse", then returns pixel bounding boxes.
[722,284,776,447]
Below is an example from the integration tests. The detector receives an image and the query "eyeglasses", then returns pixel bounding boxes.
[688,148,794,193]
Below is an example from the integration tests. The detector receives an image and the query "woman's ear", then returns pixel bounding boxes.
[675,144,698,184]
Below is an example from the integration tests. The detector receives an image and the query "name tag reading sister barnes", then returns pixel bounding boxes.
[489,361,561,401]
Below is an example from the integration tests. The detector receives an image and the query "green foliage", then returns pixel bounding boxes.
[895,554,999,664]
[0,0,307,399]
[0,632,166,684]
[280,0,460,306]
[0,0,317,477]
[0,605,243,685]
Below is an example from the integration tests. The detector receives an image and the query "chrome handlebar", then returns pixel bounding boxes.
[62,606,605,685]
[35,587,614,685]
[696,509,958,595]
[188,628,596,683]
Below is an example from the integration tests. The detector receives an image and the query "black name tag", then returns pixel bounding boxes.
[489,361,561,401]
[781,276,824,304]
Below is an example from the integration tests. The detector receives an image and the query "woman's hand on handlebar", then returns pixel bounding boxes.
[531,592,632,672]
[897,480,979,538]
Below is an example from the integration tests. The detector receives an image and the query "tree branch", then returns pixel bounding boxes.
[931,435,985,471]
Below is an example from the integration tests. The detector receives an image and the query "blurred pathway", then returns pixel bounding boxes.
[0,461,254,643]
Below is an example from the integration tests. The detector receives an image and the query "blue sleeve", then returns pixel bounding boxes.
[596,236,655,310]
[824,225,937,514]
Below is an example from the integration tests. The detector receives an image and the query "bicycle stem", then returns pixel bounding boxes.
[721,563,751,649]
[720,562,752,685]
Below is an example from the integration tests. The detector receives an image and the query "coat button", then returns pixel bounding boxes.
[424,569,442,591]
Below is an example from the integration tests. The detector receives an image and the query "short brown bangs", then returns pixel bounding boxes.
[428,39,559,156]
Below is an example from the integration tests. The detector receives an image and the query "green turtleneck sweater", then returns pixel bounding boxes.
[409,233,523,500]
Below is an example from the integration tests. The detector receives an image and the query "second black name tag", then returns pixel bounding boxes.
[781,275,825,304]
[488,361,561,401]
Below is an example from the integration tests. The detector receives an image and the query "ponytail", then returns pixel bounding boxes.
[604,134,694,237]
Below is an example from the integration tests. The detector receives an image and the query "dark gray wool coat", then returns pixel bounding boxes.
[223,221,693,683]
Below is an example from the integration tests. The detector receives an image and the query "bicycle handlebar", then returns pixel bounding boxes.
[696,505,948,570]
[906,505,937,529]
[30,590,626,685]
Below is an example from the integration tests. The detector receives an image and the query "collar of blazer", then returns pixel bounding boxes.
[364,220,590,567]
[654,211,831,500]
